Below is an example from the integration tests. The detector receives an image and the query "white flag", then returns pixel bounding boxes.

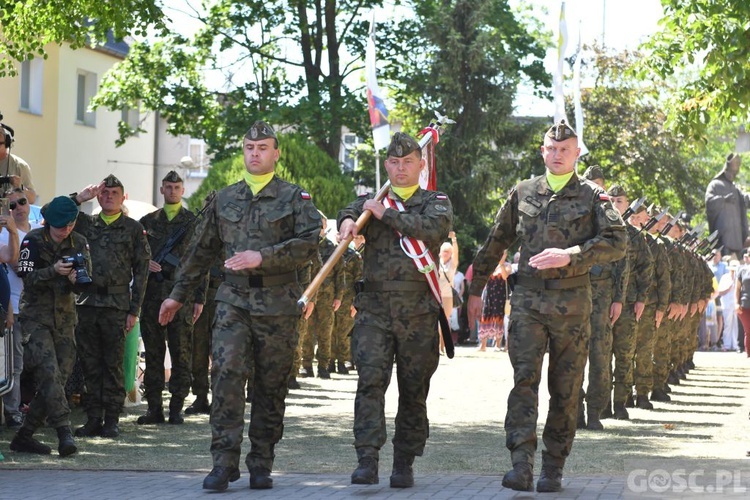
[573,24,588,156]
[553,1,569,124]
[365,12,390,151]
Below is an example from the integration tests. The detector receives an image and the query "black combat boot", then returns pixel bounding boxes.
[287,377,301,390]
[501,462,533,492]
[668,371,680,385]
[56,426,78,457]
[168,398,185,425]
[537,465,564,492]
[249,466,273,489]
[390,450,415,488]
[678,366,687,380]
[74,416,103,437]
[586,409,604,431]
[600,401,613,419]
[613,402,630,420]
[664,383,672,393]
[202,465,240,491]
[351,456,379,484]
[625,392,635,408]
[185,396,211,415]
[101,415,120,438]
[686,358,695,370]
[136,406,165,425]
[327,360,336,374]
[10,427,52,454]
[650,386,671,402]
[636,394,654,410]
[299,366,314,378]
[337,360,350,375]
[576,399,586,429]
[317,366,331,379]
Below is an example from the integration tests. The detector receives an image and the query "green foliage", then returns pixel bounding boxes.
[639,0,750,141]
[0,0,165,77]
[188,133,356,217]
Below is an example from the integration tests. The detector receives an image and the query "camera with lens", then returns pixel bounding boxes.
[62,253,93,285]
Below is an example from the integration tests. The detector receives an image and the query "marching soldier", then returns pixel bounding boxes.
[331,237,364,374]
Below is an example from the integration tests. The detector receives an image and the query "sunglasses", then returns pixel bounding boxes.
[9,198,28,210]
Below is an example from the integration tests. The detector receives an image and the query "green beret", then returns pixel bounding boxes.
[545,119,577,141]
[44,196,79,228]
[386,132,421,158]
[103,174,124,189]
[583,165,604,181]
[162,170,183,183]
[245,120,278,146]
[607,184,627,198]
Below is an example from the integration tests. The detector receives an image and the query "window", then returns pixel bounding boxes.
[340,133,361,173]
[121,105,140,135]
[76,70,97,127]
[20,59,43,115]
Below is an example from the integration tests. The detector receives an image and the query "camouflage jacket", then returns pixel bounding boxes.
[623,224,654,305]
[73,211,151,316]
[170,178,322,316]
[340,246,363,308]
[140,207,207,304]
[315,236,345,301]
[645,233,671,311]
[469,174,627,315]
[337,188,453,317]
[660,235,687,304]
[17,228,92,329]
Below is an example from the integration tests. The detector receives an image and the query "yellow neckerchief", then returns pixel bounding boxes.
[391,184,419,201]
[163,202,181,221]
[546,171,575,193]
[243,171,274,195]
[100,212,122,225]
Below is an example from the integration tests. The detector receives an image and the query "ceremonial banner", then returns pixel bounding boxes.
[366,12,390,151]
[573,24,588,156]
[553,1,569,124]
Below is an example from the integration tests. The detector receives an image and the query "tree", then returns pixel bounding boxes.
[0,0,165,77]
[188,133,355,217]
[639,0,750,141]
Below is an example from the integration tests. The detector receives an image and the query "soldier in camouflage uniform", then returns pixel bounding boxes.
[301,215,344,378]
[607,185,653,421]
[158,121,321,492]
[331,238,363,373]
[467,121,627,493]
[338,132,452,489]
[577,166,628,431]
[71,175,151,439]
[137,171,207,425]
[9,196,91,457]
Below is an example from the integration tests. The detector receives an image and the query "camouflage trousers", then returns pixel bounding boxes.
[331,305,354,364]
[302,289,334,369]
[634,304,658,396]
[352,309,440,459]
[583,278,614,412]
[190,294,217,398]
[76,306,128,418]
[20,320,76,431]
[505,306,589,468]
[140,298,194,407]
[209,302,299,471]
[611,303,638,404]
[653,316,674,388]
[292,315,310,375]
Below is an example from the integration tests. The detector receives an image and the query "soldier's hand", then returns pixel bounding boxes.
[690,303,698,317]
[634,301,645,322]
[655,310,665,329]
[193,303,204,324]
[303,301,315,319]
[225,250,262,271]
[609,302,623,325]
[667,303,681,320]
[126,314,138,333]
[54,259,74,276]
[333,298,341,312]
[528,248,571,269]
[467,295,483,329]
[680,304,689,320]
[159,298,184,325]
[698,299,707,313]
[363,199,386,220]
[148,260,162,273]
[350,304,357,318]
[77,182,104,203]
[338,219,357,242]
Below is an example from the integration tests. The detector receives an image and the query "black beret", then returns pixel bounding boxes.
[44,196,79,228]
[545,119,577,141]
[607,184,627,198]
[245,120,278,146]
[103,174,124,189]
[163,170,183,183]
[583,165,604,181]
[386,132,421,158]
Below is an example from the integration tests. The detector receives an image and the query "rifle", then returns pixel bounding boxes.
[694,230,718,255]
[151,192,216,282]
[659,210,684,237]
[631,206,668,241]
[621,196,646,222]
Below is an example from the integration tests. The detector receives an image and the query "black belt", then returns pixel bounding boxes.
[362,280,428,292]
[224,270,298,288]
[515,274,589,290]
[95,285,130,295]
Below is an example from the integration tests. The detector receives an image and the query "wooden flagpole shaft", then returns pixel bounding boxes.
[297,129,439,311]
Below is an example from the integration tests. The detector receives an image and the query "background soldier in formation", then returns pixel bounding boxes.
[71,175,151,439]
[158,121,321,492]
[9,197,90,457]
[468,121,627,493]
[137,171,206,426]
[330,236,364,374]
[338,132,452,489]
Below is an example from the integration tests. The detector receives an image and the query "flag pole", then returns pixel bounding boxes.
[375,150,381,191]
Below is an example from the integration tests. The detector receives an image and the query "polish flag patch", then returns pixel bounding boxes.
[300,191,311,200]
[436,194,448,200]
[599,193,610,201]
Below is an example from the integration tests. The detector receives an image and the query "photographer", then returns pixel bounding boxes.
[9,196,91,456]
[0,124,37,204]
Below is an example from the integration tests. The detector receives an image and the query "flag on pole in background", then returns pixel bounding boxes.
[573,23,588,156]
[553,1,569,124]
[366,12,390,151]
